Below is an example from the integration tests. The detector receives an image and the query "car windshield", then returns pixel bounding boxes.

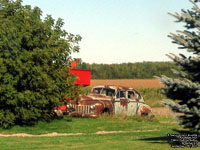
[92,88,103,94]
[101,88,115,97]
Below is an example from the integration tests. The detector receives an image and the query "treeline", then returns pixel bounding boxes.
[75,61,179,79]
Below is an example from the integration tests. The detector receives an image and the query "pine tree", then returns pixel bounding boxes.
[0,0,81,128]
[159,0,200,134]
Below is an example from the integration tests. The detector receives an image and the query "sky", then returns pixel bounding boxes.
[23,0,193,64]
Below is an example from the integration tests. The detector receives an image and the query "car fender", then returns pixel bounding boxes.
[137,103,153,116]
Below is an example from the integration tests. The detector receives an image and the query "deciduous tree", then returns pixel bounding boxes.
[0,0,81,128]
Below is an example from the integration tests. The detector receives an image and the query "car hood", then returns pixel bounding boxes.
[80,94,113,101]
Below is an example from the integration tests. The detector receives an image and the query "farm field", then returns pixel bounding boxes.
[90,79,164,88]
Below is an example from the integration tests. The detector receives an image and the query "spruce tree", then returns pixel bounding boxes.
[159,0,200,134]
[0,0,81,128]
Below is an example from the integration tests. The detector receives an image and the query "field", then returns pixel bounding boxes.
[90,79,164,88]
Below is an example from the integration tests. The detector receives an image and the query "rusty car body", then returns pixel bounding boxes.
[67,85,153,117]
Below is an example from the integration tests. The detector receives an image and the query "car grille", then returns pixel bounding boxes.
[71,105,94,114]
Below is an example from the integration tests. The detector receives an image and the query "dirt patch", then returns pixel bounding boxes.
[95,129,160,135]
[0,130,160,137]
[152,107,175,117]
[95,131,128,134]
[160,121,178,124]
[0,132,83,137]
[152,107,183,117]
[152,107,181,124]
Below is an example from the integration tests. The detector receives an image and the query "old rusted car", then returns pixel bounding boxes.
[67,85,153,117]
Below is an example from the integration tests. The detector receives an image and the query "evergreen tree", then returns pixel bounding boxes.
[159,0,200,134]
[0,0,81,128]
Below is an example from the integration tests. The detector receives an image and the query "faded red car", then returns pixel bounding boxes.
[67,85,153,117]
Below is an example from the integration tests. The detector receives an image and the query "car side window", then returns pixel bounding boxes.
[128,90,141,100]
[107,89,115,96]
[128,91,135,99]
[116,90,125,98]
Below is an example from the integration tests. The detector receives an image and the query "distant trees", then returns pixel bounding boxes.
[76,61,178,79]
[0,0,81,128]
[159,0,200,134]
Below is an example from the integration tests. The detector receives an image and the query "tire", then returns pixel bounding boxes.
[101,108,110,116]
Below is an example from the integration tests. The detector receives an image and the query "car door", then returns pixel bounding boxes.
[114,89,129,114]
[126,90,140,116]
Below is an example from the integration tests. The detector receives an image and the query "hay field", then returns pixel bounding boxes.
[90,79,164,88]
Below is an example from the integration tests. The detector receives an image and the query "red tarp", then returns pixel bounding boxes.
[70,69,91,86]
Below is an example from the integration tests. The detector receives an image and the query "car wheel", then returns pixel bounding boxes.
[101,108,110,116]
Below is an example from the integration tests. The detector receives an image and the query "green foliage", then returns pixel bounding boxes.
[138,88,166,107]
[0,0,81,128]
[159,0,200,134]
[76,61,178,79]
[78,86,91,96]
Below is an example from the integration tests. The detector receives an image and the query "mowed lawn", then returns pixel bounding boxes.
[0,115,198,150]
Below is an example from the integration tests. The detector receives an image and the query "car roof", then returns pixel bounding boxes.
[92,85,135,91]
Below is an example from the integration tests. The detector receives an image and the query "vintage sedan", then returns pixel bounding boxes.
[67,85,153,117]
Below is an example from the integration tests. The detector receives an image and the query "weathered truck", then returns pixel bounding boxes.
[67,85,153,117]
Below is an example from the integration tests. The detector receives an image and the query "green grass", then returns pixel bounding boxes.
[0,132,182,150]
[0,115,166,135]
[1,115,198,150]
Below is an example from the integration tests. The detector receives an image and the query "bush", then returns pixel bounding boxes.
[0,0,81,128]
